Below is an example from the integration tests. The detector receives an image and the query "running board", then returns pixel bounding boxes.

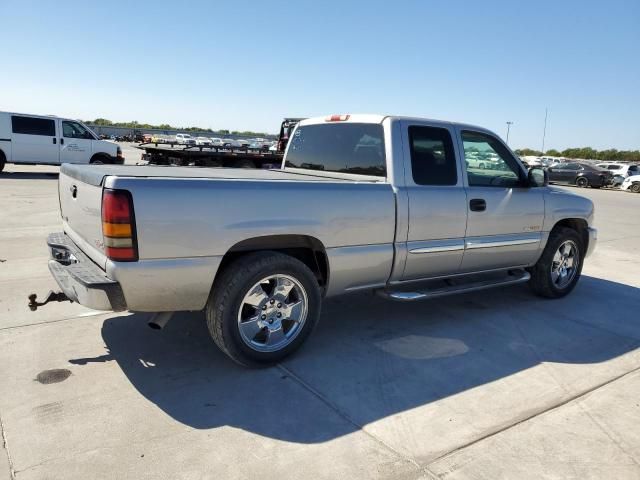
[376,270,531,302]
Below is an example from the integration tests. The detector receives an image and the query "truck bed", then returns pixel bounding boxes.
[60,163,361,187]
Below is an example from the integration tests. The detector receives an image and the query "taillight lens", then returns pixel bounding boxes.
[102,189,138,261]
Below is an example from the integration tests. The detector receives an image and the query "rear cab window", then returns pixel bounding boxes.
[285,123,386,177]
[408,126,457,185]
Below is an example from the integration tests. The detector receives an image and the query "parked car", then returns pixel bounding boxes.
[610,174,626,188]
[0,111,123,172]
[36,114,597,367]
[596,163,640,178]
[222,138,241,148]
[195,137,212,146]
[248,138,271,150]
[547,162,612,188]
[209,138,225,147]
[620,175,640,193]
[175,133,196,145]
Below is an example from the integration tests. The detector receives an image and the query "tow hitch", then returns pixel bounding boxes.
[28,291,72,311]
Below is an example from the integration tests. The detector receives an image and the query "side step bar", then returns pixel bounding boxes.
[376,270,531,302]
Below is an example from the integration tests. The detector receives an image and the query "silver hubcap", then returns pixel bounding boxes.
[237,274,308,352]
[551,240,579,288]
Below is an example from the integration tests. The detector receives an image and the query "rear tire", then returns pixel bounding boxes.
[0,151,5,173]
[205,252,321,367]
[631,183,640,193]
[529,227,584,298]
[576,176,589,188]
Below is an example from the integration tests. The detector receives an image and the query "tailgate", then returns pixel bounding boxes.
[58,167,107,269]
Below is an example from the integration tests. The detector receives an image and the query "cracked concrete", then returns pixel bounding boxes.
[1,162,639,479]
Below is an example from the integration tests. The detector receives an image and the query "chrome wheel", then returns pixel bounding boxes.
[237,274,308,352]
[550,240,579,289]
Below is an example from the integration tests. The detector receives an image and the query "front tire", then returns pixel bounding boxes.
[206,252,321,367]
[529,227,584,298]
[630,183,640,194]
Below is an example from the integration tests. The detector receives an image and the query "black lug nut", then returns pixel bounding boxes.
[276,312,282,318]
[261,314,266,320]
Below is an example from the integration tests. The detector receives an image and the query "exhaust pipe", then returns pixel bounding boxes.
[148,312,174,330]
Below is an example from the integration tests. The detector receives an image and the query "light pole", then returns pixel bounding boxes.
[541,108,548,154]
[506,121,513,145]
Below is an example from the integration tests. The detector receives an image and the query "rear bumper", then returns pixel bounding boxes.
[47,232,126,311]
[586,227,597,258]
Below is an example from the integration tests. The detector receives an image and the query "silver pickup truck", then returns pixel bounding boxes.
[37,114,596,366]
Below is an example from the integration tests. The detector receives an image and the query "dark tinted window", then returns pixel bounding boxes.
[408,126,457,185]
[565,163,581,170]
[11,116,55,136]
[286,123,385,177]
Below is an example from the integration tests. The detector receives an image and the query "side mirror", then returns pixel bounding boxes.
[528,167,548,187]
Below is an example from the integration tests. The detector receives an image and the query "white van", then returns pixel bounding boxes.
[0,111,123,172]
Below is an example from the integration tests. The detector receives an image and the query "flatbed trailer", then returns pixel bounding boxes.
[136,142,284,168]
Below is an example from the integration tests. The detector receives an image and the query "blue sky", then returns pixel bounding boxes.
[1,0,638,150]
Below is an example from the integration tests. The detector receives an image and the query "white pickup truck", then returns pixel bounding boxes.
[0,111,123,172]
[34,114,597,367]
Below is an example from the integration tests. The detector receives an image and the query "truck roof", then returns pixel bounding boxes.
[299,114,491,133]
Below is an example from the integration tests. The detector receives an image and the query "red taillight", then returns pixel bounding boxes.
[326,114,350,122]
[102,189,138,261]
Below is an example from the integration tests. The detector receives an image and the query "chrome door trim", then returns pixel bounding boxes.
[465,236,540,250]
[409,244,465,254]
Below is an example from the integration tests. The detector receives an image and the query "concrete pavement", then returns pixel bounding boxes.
[1,164,639,479]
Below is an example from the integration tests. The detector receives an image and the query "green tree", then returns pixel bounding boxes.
[515,148,542,156]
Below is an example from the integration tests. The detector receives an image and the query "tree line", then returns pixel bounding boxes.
[87,118,270,137]
[515,147,640,162]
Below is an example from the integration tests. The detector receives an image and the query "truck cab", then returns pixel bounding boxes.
[0,111,123,172]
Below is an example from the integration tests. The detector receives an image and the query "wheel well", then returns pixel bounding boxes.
[552,218,589,251]
[217,235,329,290]
[90,153,111,164]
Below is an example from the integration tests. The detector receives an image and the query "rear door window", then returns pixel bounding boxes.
[286,123,386,177]
[11,116,55,136]
[408,126,457,185]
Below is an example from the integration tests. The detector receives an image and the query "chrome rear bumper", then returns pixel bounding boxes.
[47,232,127,311]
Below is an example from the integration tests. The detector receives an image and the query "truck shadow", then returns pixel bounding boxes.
[0,172,59,179]
[70,275,640,443]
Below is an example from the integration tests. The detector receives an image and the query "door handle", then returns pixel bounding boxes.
[60,138,64,145]
[52,138,56,144]
[469,199,486,212]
